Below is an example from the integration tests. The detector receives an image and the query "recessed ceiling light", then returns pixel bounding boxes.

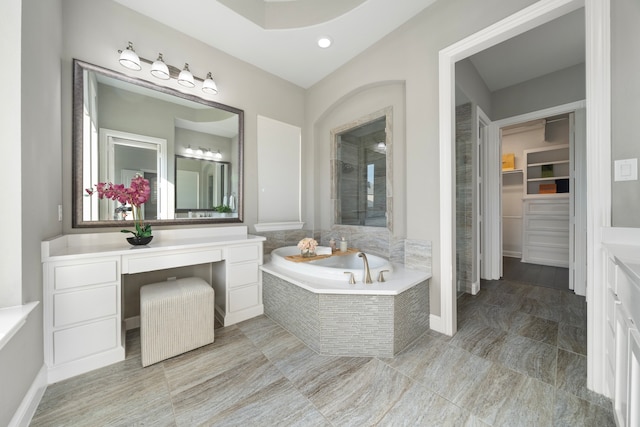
[317,37,332,49]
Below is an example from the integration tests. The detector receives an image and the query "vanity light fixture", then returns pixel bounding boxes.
[119,42,142,70]
[202,72,218,95]
[117,42,220,94]
[185,145,193,154]
[317,36,332,49]
[150,53,170,80]
[178,63,196,88]
[377,141,386,149]
[215,150,222,160]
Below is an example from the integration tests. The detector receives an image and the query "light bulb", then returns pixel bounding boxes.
[178,63,195,88]
[202,72,218,94]
[119,42,141,71]
[150,53,170,80]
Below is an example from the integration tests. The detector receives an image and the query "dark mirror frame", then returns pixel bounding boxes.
[72,59,244,228]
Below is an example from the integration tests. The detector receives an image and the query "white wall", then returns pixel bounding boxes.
[61,0,306,233]
[611,0,640,227]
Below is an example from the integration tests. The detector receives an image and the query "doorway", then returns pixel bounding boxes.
[438,0,611,395]
[500,112,577,291]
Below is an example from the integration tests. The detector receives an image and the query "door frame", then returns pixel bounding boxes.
[477,107,491,292]
[438,0,611,395]
[485,101,586,282]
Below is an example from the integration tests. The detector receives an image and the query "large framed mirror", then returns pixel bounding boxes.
[72,59,244,228]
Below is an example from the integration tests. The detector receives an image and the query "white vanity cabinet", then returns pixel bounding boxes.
[212,243,263,326]
[43,256,124,383]
[602,228,640,427]
[42,226,265,383]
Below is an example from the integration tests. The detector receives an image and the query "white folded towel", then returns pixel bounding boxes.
[315,246,332,255]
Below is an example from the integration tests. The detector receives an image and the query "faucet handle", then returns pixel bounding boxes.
[344,272,356,284]
[377,270,390,282]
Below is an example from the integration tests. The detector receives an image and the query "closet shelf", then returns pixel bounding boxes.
[502,169,523,174]
[528,160,569,168]
[527,175,570,182]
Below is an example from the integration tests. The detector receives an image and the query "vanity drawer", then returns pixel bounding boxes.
[54,285,117,328]
[124,249,222,274]
[228,262,259,288]
[227,245,260,263]
[229,283,260,313]
[53,318,118,365]
[53,260,118,291]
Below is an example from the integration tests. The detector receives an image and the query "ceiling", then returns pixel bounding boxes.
[468,8,585,92]
[113,0,585,91]
[113,0,438,89]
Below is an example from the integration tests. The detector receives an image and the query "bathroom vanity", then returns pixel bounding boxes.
[41,226,264,383]
[602,227,640,427]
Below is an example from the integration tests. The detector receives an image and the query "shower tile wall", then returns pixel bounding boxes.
[456,103,474,293]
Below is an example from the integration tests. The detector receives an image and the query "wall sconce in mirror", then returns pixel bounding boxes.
[118,42,218,95]
[183,145,223,160]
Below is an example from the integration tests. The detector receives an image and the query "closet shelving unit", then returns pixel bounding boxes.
[523,144,570,198]
[521,144,571,268]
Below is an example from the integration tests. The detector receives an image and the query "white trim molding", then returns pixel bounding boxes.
[0,302,39,351]
[253,222,305,232]
[9,365,47,427]
[584,0,611,396]
[439,0,611,396]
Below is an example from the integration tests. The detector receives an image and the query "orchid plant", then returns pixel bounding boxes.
[86,175,152,239]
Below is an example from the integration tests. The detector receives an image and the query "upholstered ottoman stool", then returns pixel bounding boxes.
[140,277,214,367]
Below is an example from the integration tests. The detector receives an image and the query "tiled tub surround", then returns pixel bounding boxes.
[261,256,430,357]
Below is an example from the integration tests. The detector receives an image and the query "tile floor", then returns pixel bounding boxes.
[31,276,615,426]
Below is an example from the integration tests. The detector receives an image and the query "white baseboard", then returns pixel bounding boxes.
[429,314,446,335]
[503,251,522,258]
[125,316,140,331]
[9,364,47,427]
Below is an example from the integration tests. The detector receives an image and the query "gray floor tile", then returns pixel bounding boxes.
[557,323,587,355]
[556,349,612,409]
[554,389,616,427]
[31,260,612,426]
[495,333,557,384]
[449,322,507,360]
[377,380,480,427]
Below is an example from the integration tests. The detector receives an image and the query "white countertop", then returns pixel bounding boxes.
[42,226,265,262]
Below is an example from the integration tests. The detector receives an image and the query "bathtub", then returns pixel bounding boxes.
[260,247,432,357]
[269,246,393,282]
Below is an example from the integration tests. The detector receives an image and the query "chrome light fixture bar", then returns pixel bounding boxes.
[118,42,218,94]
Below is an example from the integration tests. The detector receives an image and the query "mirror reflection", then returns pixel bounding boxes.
[175,156,232,213]
[334,115,388,227]
[73,59,244,227]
